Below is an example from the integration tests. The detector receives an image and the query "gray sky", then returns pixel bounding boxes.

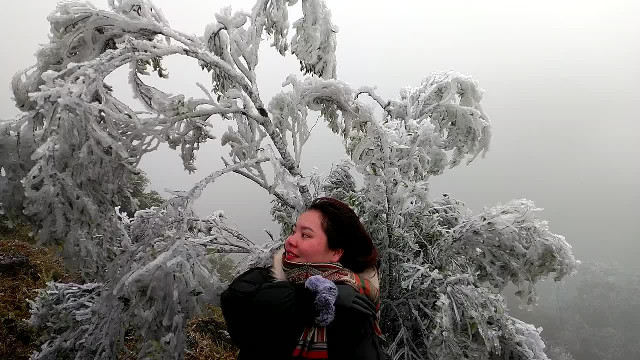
[2,0,639,270]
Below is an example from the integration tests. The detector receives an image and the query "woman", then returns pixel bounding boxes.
[221,197,386,360]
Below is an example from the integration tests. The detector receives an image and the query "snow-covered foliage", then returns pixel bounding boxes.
[27,282,103,359]
[446,200,578,306]
[0,0,578,359]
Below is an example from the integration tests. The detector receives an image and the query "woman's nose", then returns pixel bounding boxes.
[285,234,296,247]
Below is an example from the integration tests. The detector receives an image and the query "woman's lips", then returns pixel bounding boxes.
[285,251,298,260]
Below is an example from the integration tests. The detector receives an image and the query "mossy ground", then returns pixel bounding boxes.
[185,305,239,360]
[0,222,75,360]
[0,221,238,359]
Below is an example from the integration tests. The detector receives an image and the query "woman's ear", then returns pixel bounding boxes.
[331,248,344,263]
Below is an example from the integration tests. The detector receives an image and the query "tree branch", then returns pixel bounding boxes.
[186,156,270,204]
[355,87,389,110]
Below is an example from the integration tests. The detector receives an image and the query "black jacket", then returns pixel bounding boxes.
[220,267,387,360]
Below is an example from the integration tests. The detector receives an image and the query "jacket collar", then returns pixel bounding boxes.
[271,248,380,290]
[272,248,287,281]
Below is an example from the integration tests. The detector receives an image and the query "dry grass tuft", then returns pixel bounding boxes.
[185,305,239,360]
[0,229,75,360]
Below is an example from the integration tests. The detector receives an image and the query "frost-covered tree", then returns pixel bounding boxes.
[0,0,578,359]
[546,346,575,360]
[118,171,165,217]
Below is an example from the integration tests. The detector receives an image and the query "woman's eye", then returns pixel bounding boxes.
[302,233,311,238]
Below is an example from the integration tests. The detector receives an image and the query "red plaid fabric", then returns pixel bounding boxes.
[282,255,382,359]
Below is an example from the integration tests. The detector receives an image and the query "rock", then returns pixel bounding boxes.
[0,254,31,274]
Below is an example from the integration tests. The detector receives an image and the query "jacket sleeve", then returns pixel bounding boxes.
[329,284,388,360]
[220,267,314,352]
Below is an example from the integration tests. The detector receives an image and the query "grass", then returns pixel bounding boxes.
[185,305,239,360]
[0,221,75,360]
[0,220,238,360]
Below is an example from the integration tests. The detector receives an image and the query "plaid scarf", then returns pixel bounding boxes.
[282,254,382,359]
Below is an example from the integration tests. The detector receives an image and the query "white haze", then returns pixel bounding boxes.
[1,0,638,270]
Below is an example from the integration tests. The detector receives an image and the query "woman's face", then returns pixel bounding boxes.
[284,210,343,263]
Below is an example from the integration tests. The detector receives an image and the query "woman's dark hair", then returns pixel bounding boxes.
[307,197,378,273]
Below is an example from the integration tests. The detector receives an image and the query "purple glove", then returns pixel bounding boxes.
[305,275,338,326]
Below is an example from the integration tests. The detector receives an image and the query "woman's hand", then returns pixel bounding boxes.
[335,284,376,317]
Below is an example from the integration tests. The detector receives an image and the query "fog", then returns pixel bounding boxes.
[3,0,637,270]
[2,1,639,358]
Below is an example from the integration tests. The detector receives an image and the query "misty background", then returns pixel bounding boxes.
[2,0,639,358]
[3,0,637,270]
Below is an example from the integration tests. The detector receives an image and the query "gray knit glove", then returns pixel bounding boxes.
[305,275,338,326]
